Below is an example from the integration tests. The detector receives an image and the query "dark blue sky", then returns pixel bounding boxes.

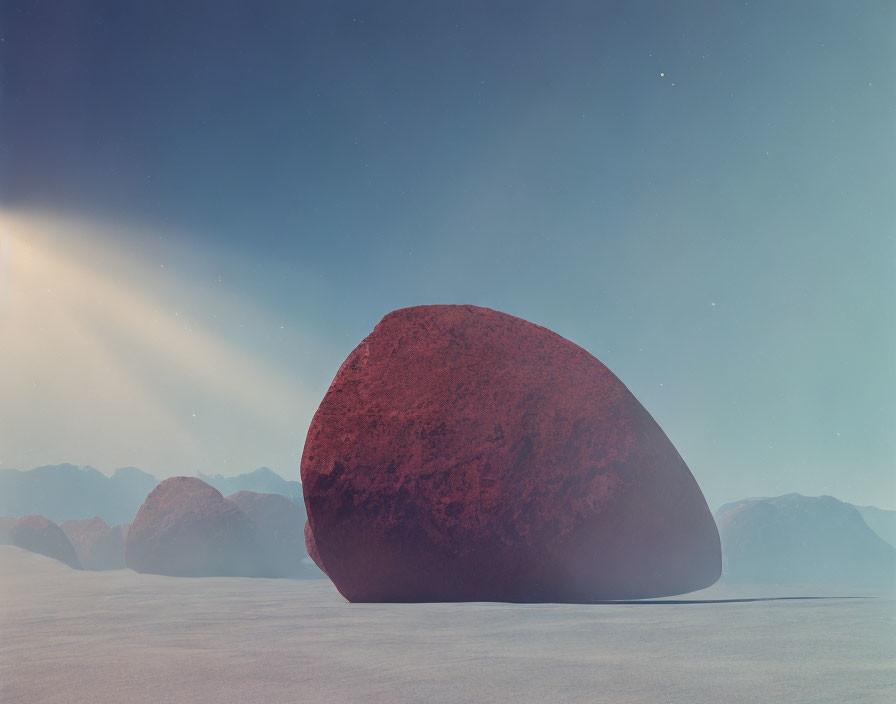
[1,1,893,509]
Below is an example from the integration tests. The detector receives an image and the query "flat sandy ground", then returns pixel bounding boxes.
[1,546,893,704]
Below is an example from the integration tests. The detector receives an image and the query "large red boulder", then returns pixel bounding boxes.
[302,305,721,602]
[60,517,127,570]
[226,491,309,577]
[8,515,82,569]
[304,521,325,573]
[126,477,263,577]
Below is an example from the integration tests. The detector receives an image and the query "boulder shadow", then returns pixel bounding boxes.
[584,596,874,605]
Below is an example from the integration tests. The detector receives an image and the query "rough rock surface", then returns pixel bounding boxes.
[226,491,308,577]
[716,494,896,585]
[126,477,263,577]
[9,515,82,569]
[60,517,127,570]
[302,304,721,602]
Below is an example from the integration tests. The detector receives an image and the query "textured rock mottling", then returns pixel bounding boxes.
[302,304,721,602]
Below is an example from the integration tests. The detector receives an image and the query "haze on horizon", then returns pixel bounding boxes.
[0,2,893,511]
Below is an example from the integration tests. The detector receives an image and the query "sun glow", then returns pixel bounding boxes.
[0,210,315,476]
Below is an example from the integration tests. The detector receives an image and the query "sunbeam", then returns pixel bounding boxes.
[0,210,317,478]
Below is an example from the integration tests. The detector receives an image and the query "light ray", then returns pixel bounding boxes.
[0,210,316,477]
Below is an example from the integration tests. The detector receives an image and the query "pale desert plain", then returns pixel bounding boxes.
[1,545,893,704]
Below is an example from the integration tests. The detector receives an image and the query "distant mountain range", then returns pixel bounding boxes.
[852,505,896,549]
[198,467,302,504]
[3,466,894,588]
[0,465,158,526]
[716,495,896,550]
[715,494,896,586]
[0,464,303,526]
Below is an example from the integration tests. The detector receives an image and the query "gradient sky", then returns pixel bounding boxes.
[1,1,893,511]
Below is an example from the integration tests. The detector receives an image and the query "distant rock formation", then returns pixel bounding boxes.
[8,515,82,569]
[60,517,127,570]
[853,505,896,548]
[302,304,721,602]
[0,464,157,525]
[226,491,310,577]
[126,477,266,577]
[716,494,896,585]
[126,479,325,579]
[199,467,302,504]
[0,517,16,544]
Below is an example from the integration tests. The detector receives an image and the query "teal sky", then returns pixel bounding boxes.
[1,1,893,510]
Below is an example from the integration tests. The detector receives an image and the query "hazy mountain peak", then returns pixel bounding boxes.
[853,505,896,548]
[716,493,895,585]
[0,464,157,525]
[32,463,104,477]
[196,468,302,505]
[0,463,304,525]
[111,466,156,480]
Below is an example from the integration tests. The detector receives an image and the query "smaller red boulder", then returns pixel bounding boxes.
[9,515,82,569]
[60,517,128,570]
[126,477,264,577]
[226,491,310,578]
